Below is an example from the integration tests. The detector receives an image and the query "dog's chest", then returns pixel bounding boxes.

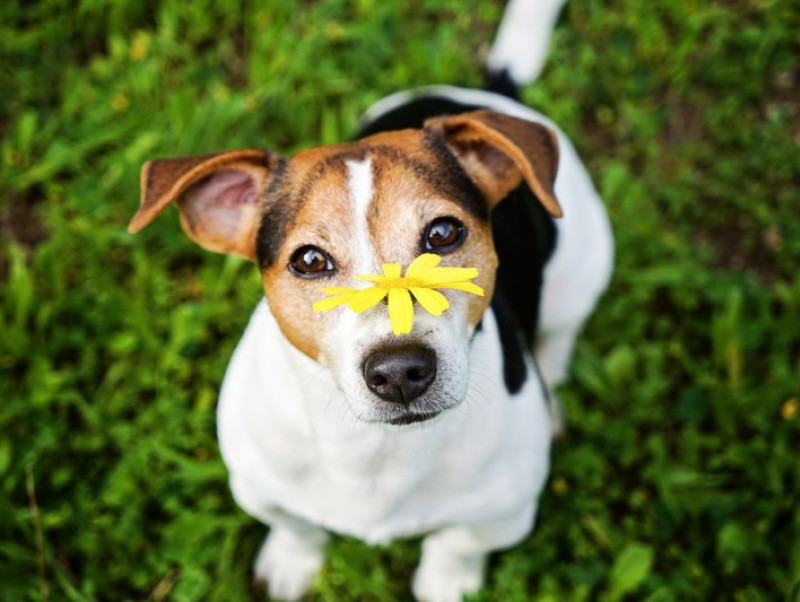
[217,303,550,543]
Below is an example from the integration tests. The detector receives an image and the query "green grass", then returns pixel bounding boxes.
[2,0,799,600]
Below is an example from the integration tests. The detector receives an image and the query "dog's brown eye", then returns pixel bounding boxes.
[289,246,335,278]
[424,217,466,253]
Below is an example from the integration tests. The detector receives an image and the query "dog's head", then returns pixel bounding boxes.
[129,110,560,425]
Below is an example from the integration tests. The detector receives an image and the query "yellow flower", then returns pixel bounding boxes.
[312,253,484,336]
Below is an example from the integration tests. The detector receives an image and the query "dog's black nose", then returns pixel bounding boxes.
[364,345,437,404]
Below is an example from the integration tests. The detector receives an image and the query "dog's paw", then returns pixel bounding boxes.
[254,529,326,601]
[412,553,485,602]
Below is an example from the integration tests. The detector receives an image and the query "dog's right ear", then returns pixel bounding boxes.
[128,149,282,261]
[425,110,561,217]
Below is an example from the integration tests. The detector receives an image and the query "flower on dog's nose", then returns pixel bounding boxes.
[313,253,484,336]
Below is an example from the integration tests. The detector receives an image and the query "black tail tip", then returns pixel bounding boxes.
[484,68,519,100]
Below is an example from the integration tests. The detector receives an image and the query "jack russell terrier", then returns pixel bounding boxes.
[128,0,612,599]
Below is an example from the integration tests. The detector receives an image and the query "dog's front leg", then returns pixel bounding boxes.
[254,516,330,601]
[412,503,536,602]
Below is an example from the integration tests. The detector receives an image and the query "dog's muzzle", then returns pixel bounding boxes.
[363,344,437,405]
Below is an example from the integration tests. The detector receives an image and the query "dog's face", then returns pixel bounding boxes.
[129,110,560,425]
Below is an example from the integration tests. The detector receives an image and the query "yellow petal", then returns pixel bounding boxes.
[409,287,449,316]
[388,288,414,335]
[354,274,384,283]
[321,286,359,295]
[435,281,485,296]
[417,266,480,286]
[347,286,389,313]
[405,253,442,278]
[381,263,402,279]
[313,294,353,312]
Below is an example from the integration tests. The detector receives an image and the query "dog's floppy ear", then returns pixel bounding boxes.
[128,149,281,261]
[425,110,562,217]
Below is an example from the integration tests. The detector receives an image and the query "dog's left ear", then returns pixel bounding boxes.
[425,110,562,217]
[128,149,281,261]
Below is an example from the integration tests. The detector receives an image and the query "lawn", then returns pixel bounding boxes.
[1,0,799,600]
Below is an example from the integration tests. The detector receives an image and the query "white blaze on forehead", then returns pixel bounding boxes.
[345,157,378,274]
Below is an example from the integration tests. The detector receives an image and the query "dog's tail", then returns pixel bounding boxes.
[485,0,568,98]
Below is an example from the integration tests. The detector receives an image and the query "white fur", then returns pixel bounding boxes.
[487,0,568,84]
[219,89,613,601]
[253,523,329,599]
[345,158,378,275]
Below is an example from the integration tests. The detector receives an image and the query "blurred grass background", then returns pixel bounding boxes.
[1,0,799,600]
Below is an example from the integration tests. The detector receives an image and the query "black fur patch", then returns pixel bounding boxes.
[489,294,528,395]
[358,96,480,138]
[256,157,292,269]
[491,182,557,346]
[484,68,519,100]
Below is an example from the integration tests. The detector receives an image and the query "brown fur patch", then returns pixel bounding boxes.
[261,145,360,359]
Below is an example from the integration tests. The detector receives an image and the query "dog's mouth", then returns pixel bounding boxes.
[386,410,442,426]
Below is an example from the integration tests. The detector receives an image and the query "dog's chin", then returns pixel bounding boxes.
[386,410,443,426]
[353,401,454,428]
[358,389,464,427]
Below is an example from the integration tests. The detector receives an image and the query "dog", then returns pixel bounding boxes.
[128,1,612,600]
